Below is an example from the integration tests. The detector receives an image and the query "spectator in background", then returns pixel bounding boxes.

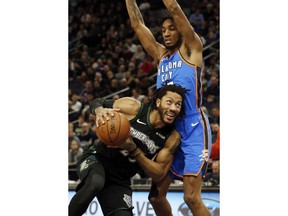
[78,122,97,149]
[69,101,79,122]
[139,0,151,11]
[188,8,205,33]
[109,78,120,93]
[94,72,108,89]
[119,77,129,90]
[210,122,219,143]
[115,64,126,80]
[204,75,219,104]
[210,129,220,160]
[132,45,146,65]
[147,88,155,101]
[105,57,117,73]
[80,92,96,121]
[124,67,137,87]
[131,87,145,102]
[80,80,94,105]
[92,80,104,98]
[69,138,84,181]
[127,62,137,76]
[68,122,80,150]
[126,38,137,54]
[73,115,85,136]
[69,138,84,167]
[205,29,218,45]
[203,160,220,187]
[70,94,82,113]
[86,66,96,81]
[111,45,125,64]
[137,56,155,77]
[211,106,220,125]
[202,3,217,24]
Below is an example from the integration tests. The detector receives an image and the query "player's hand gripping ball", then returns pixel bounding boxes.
[95,112,131,147]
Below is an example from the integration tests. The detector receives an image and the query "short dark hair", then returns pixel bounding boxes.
[161,16,174,26]
[151,84,186,117]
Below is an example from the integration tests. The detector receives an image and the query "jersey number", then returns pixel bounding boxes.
[119,150,137,163]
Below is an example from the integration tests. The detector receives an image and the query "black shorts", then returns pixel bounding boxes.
[98,184,133,216]
[77,154,134,216]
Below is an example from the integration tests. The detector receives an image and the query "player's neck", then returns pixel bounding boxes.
[150,110,165,129]
[168,49,177,56]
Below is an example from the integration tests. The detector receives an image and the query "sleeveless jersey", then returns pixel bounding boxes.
[157,51,212,177]
[83,103,175,185]
[157,51,202,115]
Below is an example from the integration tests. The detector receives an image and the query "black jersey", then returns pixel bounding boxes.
[83,103,175,185]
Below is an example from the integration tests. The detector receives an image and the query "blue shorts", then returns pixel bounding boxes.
[169,109,212,179]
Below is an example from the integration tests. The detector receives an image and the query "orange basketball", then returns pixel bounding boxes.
[95,112,131,147]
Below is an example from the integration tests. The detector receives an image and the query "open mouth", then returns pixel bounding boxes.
[165,112,176,121]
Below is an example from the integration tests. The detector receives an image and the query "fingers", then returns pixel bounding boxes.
[95,108,120,127]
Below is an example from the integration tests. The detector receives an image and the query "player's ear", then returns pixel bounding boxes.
[156,98,161,108]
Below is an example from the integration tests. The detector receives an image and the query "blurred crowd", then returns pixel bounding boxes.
[68,0,220,187]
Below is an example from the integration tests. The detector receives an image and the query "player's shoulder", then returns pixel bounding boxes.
[114,97,141,116]
[116,97,140,106]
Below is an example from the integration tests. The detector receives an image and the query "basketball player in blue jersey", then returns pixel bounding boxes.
[125,0,212,215]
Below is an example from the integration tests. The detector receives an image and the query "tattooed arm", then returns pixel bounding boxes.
[125,0,166,61]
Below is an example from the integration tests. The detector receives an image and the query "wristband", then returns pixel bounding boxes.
[89,98,114,115]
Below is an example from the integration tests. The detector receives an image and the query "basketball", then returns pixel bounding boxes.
[95,112,131,147]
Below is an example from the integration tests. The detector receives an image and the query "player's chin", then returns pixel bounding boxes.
[165,44,173,50]
[164,117,176,125]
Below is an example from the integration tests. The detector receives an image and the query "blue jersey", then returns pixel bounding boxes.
[157,51,202,115]
[156,50,211,178]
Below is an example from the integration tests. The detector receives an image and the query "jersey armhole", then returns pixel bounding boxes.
[129,103,145,123]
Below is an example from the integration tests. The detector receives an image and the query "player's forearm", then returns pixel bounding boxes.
[125,0,145,28]
[162,0,179,14]
[89,98,114,115]
[131,149,167,183]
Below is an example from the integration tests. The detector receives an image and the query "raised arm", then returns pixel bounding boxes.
[121,130,181,183]
[89,97,141,127]
[125,0,166,61]
[163,0,203,65]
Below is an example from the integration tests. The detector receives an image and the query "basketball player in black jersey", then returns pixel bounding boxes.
[68,84,186,216]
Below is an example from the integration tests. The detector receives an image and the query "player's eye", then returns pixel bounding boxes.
[169,26,176,31]
[176,103,182,109]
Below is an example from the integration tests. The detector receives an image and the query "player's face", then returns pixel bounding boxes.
[157,91,183,125]
[162,19,182,51]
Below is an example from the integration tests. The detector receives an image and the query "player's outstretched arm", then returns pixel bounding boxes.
[121,130,181,183]
[125,0,166,61]
[163,0,203,63]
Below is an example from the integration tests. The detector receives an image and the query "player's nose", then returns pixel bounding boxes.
[169,103,177,111]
